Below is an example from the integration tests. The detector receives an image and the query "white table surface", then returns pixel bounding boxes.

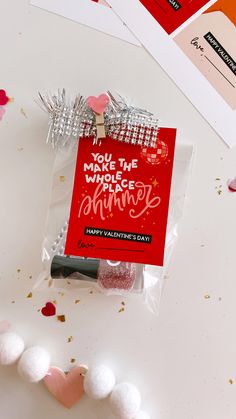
[1,1,236,418]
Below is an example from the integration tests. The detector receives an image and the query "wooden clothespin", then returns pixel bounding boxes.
[95,112,106,140]
[86,93,110,143]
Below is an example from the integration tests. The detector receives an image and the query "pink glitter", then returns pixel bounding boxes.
[98,260,136,291]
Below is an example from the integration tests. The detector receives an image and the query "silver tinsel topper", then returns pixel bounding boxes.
[39,89,159,148]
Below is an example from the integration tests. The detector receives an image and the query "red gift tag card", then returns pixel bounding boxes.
[65,128,176,266]
[139,0,211,34]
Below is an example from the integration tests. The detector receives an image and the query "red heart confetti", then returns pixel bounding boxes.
[228,178,236,192]
[0,89,9,106]
[41,302,56,317]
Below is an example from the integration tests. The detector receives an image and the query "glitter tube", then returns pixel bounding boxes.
[51,255,136,292]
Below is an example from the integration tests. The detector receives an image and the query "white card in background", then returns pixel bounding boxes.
[109,0,236,147]
[30,0,140,46]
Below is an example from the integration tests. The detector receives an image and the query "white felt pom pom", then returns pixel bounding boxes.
[0,332,24,365]
[134,411,151,419]
[84,364,116,400]
[109,382,141,419]
[17,346,50,382]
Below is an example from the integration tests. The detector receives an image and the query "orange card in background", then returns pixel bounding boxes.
[204,0,236,26]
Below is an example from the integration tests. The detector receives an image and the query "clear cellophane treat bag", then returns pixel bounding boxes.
[36,90,193,313]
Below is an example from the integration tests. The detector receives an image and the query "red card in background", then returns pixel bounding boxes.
[139,0,211,34]
[65,128,176,266]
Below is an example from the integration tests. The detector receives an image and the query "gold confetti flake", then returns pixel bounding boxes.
[75,299,80,304]
[215,178,223,195]
[17,269,21,273]
[48,278,53,288]
[67,336,73,343]
[70,358,76,364]
[11,300,15,304]
[20,108,27,118]
[89,290,93,294]
[204,294,211,300]
[58,291,65,297]
[57,315,66,322]
[59,176,65,182]
[118,307,125,313]
[27,292,32,299]
[229,379,234,385]
[53,300,57,305]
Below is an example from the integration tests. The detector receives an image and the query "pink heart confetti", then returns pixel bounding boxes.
[0,106,6,121]
[86,93,110,114]
[0,320,11,334]
[44,366,85,408]
[228,178,236,192]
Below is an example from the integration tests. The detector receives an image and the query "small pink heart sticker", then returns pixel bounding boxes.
[44,366,85,409]
[87,93,110,114]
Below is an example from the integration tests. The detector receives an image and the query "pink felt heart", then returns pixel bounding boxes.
[0,320,11,334]
[44,366,85,408]
[87,93,110,114]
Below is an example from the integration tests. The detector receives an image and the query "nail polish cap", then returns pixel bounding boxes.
[51,255,99,280]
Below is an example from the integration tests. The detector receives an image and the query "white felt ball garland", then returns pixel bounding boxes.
[0,330,151,418]
[84,365,149,418]
[109,382,141,419]
[0,332,24,365]
[18,346,50,383]
[84,364,116,399]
